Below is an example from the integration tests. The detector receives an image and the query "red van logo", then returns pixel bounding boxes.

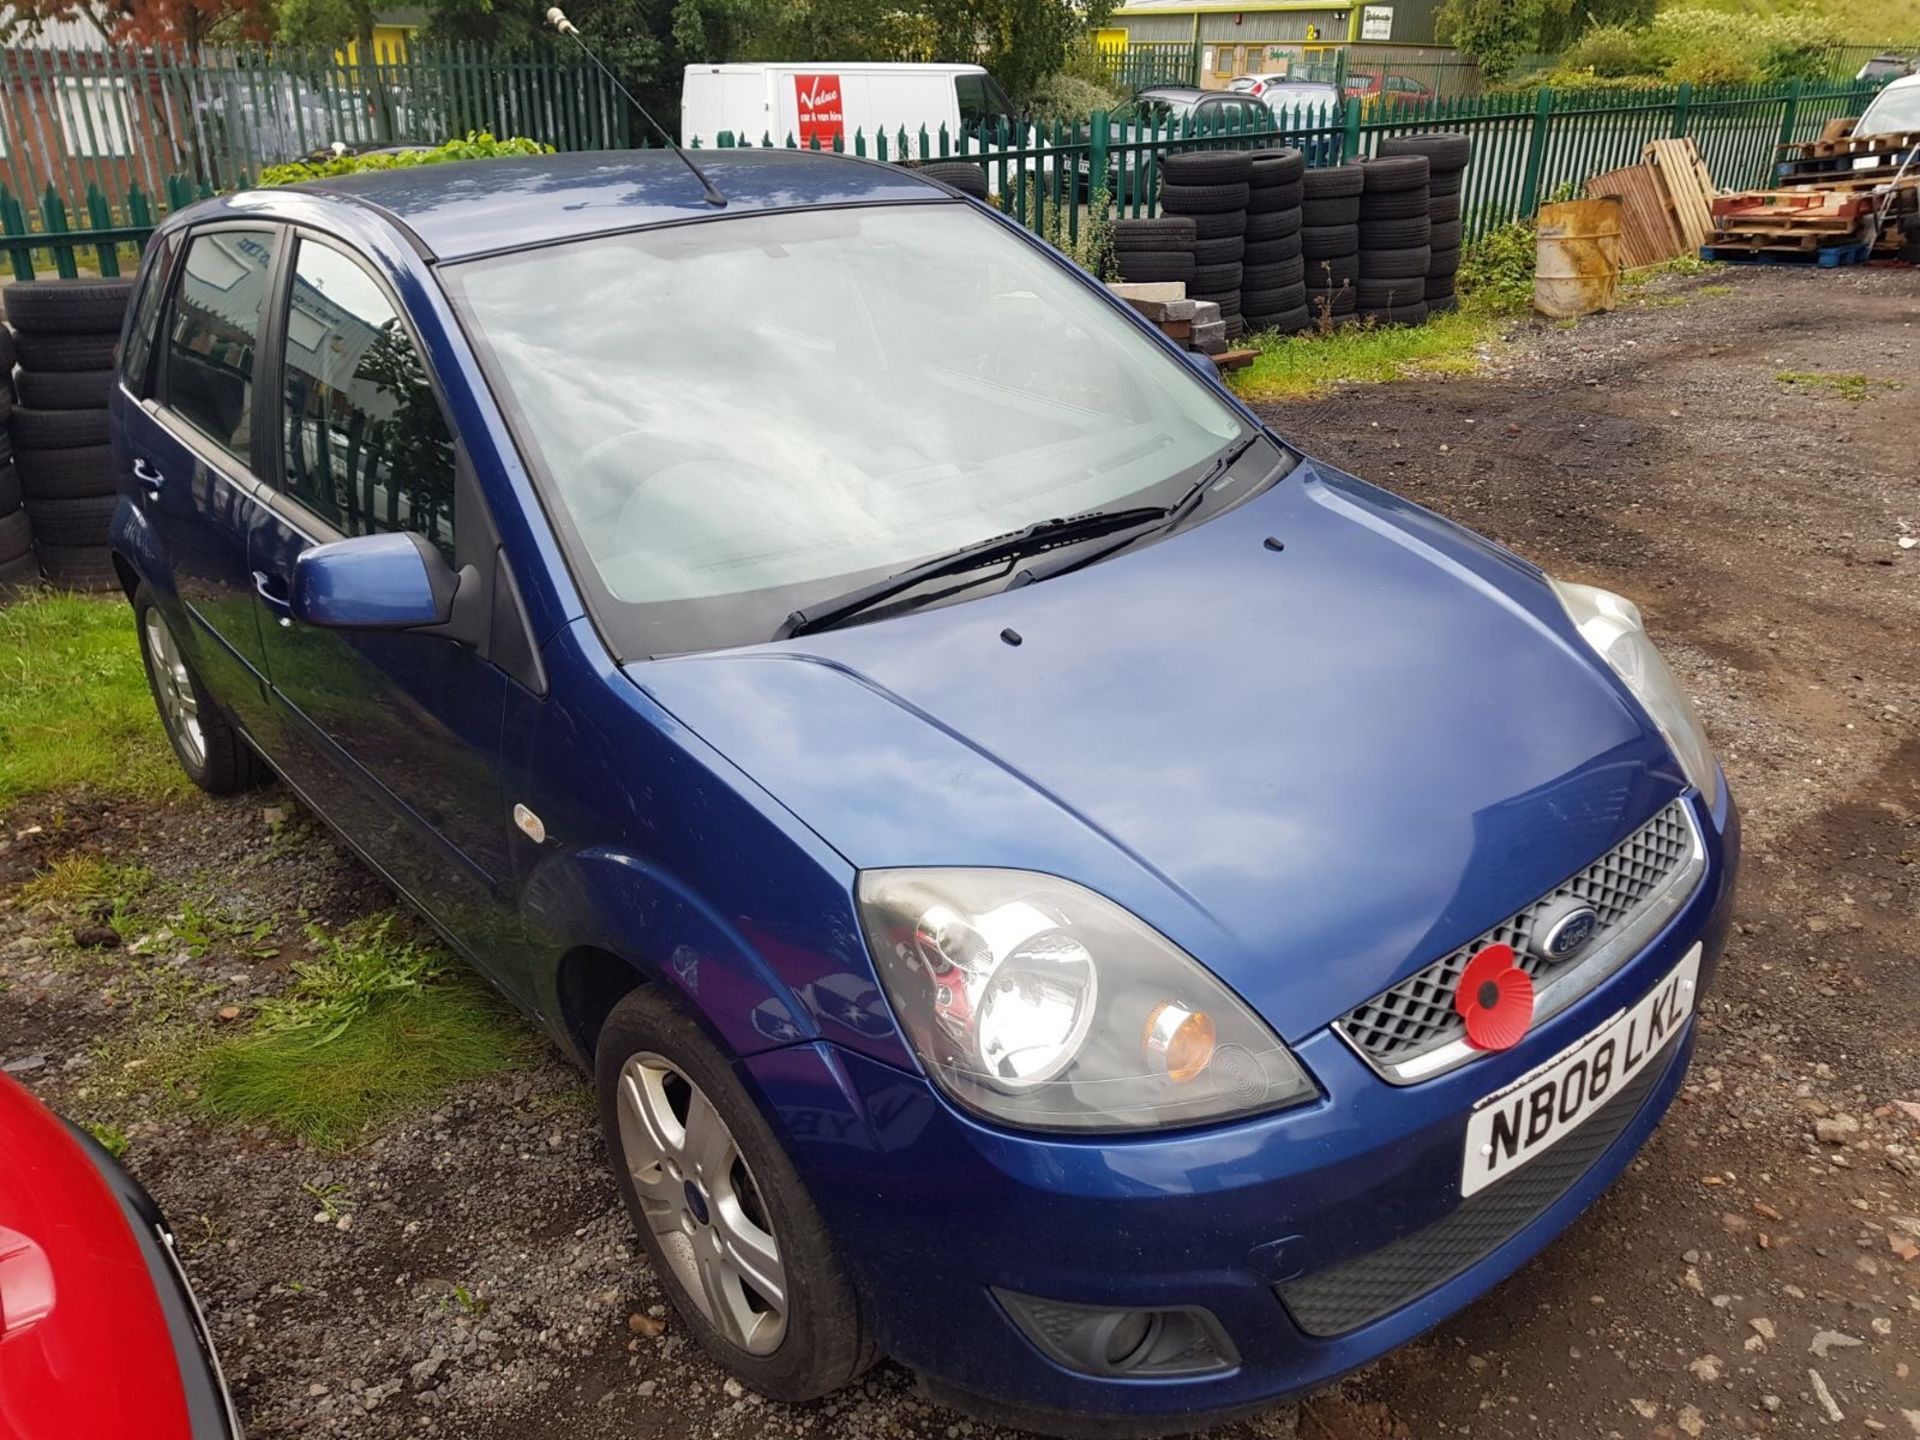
[794,73,845,149]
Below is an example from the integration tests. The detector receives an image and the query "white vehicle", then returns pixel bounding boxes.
[1854,72,1920,137]
[681,63,1020,150]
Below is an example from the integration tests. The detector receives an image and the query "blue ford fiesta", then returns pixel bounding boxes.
[106,149,1737,1435]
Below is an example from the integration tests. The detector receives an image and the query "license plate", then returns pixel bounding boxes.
[1460,944,1700,1198]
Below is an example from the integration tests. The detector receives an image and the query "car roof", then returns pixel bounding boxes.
[282,148,954,261]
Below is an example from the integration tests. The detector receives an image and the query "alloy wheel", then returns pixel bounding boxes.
[143,609,205,769]
[614,1053,788,1355]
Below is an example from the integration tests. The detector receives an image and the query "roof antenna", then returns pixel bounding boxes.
[545,6,726,208]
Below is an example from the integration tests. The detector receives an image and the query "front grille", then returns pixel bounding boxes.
[1277,1034,1677,1337]
[1336,800,1697,1079]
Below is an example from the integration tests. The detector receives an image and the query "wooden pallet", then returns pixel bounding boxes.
[1585,161,1689,268]
[1700,239,1872,267]
[1779,128,1920,162]
[1711,191,1875,223]
[1644,138,1717,254]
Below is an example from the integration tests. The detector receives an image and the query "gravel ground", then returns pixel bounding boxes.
[1,261,1916,1440]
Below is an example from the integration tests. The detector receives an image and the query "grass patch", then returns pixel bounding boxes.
[0,594,179,808]
[1231,307,1499,403]
[195,916,528,1147]
[1229,217,1536,403]
[19,854,152,921]
[1775,370,1899,404]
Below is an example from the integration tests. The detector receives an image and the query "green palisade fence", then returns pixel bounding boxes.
[0,71,1889,280]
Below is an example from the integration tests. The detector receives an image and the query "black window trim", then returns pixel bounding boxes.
[117,226,183,406]
[149,218,292,490]
[251,222,545,693]
[259,226,462,553]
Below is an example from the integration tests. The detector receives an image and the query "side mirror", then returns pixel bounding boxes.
[1183,349,1221,381]
[290,531,460,633]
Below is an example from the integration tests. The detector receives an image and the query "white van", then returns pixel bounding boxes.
[681,63,1020,150]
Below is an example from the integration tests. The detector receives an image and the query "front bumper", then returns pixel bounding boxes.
[751,785,1737,1434]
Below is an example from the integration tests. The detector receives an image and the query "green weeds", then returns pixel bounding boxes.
[1775,370,1900,404]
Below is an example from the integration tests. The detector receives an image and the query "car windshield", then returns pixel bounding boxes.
[1858,85,1920,134]
[447,202,1249,655]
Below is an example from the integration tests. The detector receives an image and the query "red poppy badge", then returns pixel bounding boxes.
[1454,942,1534,1052]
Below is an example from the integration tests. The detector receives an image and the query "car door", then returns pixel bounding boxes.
[118,224,285,740]
[246,231,513,949]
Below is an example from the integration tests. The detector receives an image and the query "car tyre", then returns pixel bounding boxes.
[0,464,19,516]
[596,985,875,1402]
[1358,153,1430,190]
[11,405,109,449]
[1114,251,1196,284]
[1247,148,1306,185]
[1300,223,1359,258]
[13,331,118,373]
[1185,209,1248,240]
[1159,181,1252,214]
[1359,245,1433,279]
[133,585,266,793]
[1243,256,1306,290]
[1304,165,1365,199]
[1376,133,1472,171]
[1301,195,1361,227]
[1190,261,1244,292]
[3,278,134,334]
[1360,215,1432,249]
[1357,188,1432,221]
[23,493,116,547]
[1429,190,1463,223]
[15,368,114,410]
[917,161,988,200]
[16,444,116,499]
[1160,150,1254,186]
[1190,235,1247,266]
[1246,181,1303,212]
[1241,232,1302,265]
[1111,216,1198,250]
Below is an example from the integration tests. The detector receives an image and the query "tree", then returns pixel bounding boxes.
[429,0,1113,111]
[0,0,271,48]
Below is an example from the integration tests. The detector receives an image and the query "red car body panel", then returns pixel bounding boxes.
[0,1073,194,1440]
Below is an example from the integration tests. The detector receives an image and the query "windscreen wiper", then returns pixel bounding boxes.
[1008,433,1267,589]
[773,506,1169,641]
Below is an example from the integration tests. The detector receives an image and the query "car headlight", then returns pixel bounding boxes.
[858,869,1317,1132]
[1550,579,1721,809]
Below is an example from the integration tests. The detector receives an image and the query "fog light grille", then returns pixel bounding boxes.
[993,1290,1238,1378]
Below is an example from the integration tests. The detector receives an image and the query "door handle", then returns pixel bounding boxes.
[251,570,293,628]
[131,458,164,499]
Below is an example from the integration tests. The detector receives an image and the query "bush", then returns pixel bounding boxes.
[1562,23,1651,78]
[1457,217,1536,312]
[1642,7,1843,87]
[259,132,552,187]
[1026,69,1127,128]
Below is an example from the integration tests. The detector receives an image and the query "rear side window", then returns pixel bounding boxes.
[121,230,178,398]
[164,227,280,466]
[279,238,456,562]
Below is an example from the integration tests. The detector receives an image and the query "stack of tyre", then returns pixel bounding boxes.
[0,330,25,592]
[1377,134,1471,315]
[1240,147,1308,336]
[1352,154,1432,328]
[1110,215,1197,290]
[7,279,130,591]
[1157,150,1252,340]
[1300,165,1364,327]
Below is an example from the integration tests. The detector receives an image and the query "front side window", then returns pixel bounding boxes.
[448,203,1250,656]
[279,239,456,562]
[954,74,1012,130]
[165,227,279,466]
